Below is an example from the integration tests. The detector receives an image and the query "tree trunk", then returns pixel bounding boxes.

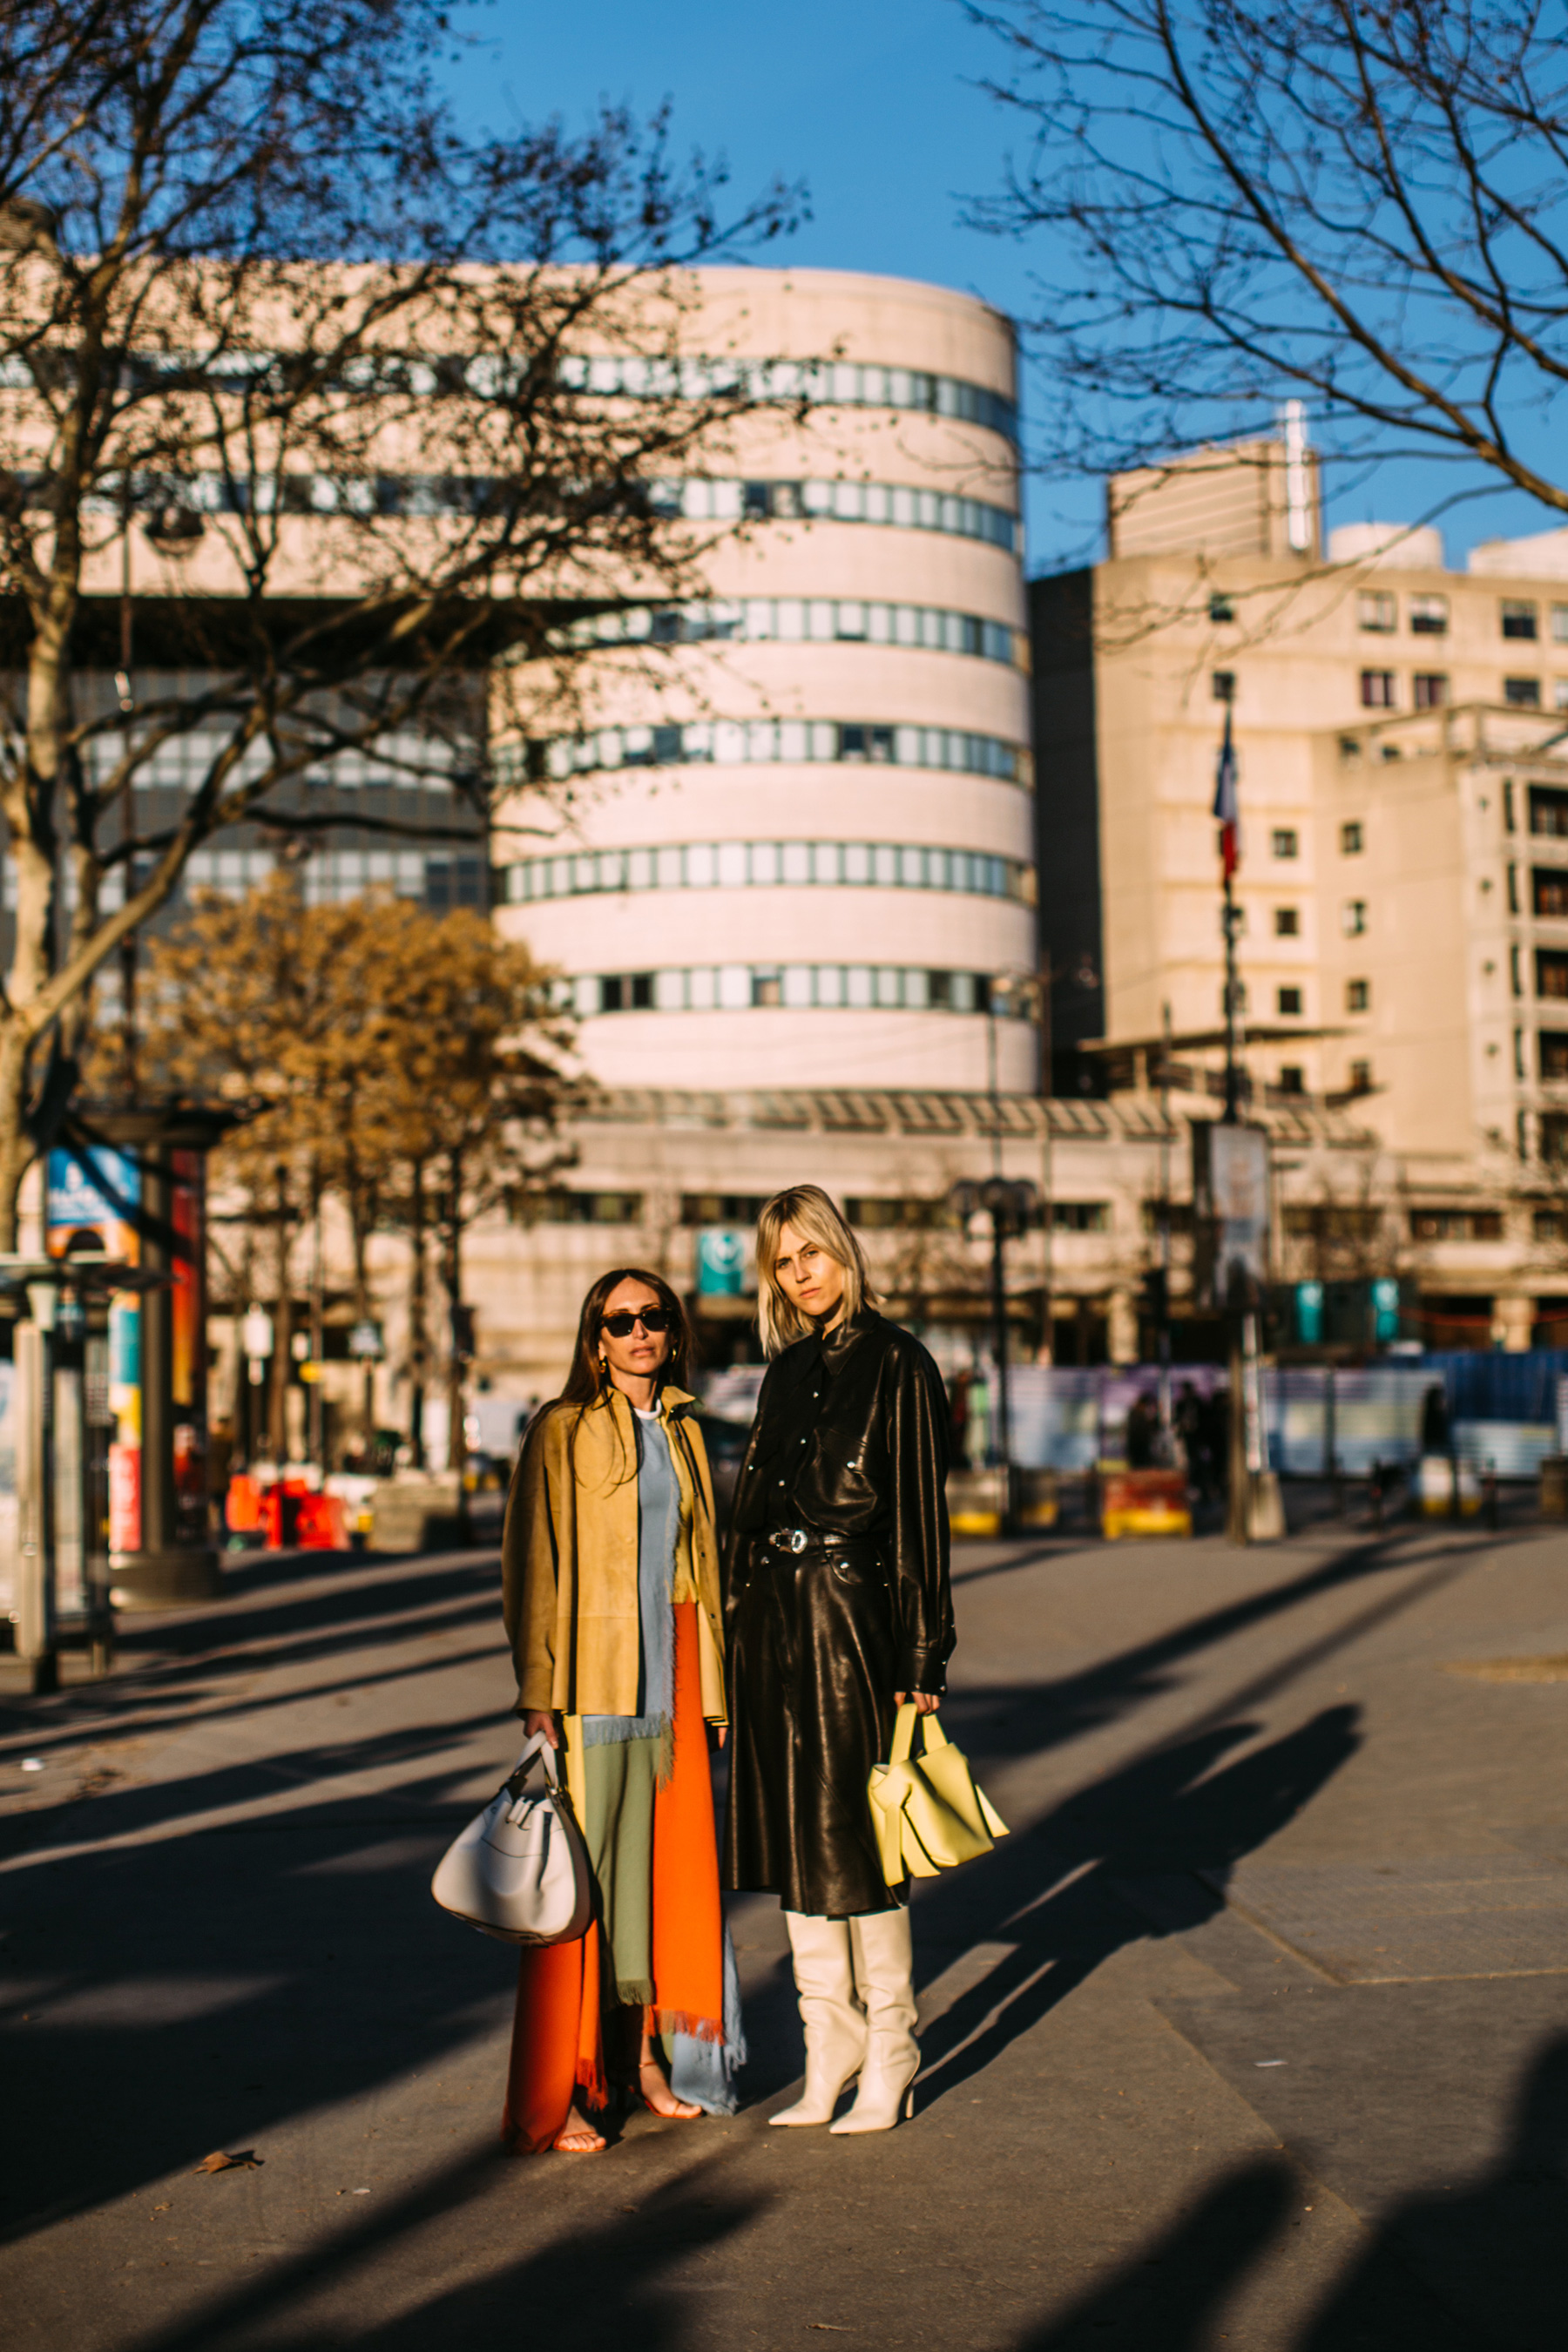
[407,1159,427,1470]
[0,602,72,1250]
[232,1220,256,1472]
[444,1149,465,1477]
[268,1162,294,1464]
[349,1180,376,1446]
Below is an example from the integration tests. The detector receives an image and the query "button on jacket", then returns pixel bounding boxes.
[723,1309,954,1916]
[728,1309,955,1694]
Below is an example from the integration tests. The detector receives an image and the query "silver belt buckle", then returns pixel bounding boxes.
[774,1528,809,1554]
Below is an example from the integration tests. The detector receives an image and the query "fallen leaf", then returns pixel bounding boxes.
[152,2203,172,2214]
[193,2150,261,2174]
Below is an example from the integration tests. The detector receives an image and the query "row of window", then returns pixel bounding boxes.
[522,1190,1111,1233]
[1354,592,1568,643]
[1215,666,1568,713]
[521,1179,1568,1238]
[1224,980,1370,1017]
[1229,901,1370,937]
[558,353,1019,441]
[67,459,1021,547]
[3,845,483,916]
[560,597,1019,666]
[652,475,1018,549]
[1354,591,1455,636]
[1359,670,1567,712]
[503,720,1025,787]
[186,847,482,907]
[0,348,1021,439]
[558,964,1028,1017]
[84,725,463,795]
[499,838,1028,906]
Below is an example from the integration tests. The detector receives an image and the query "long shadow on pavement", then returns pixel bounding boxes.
[1295,2033,1568,2352]
[0,1521,1496,2269]
[112,2143,766,2352]
[910,1707,1361,2105]
[1004,2034,1568,2352]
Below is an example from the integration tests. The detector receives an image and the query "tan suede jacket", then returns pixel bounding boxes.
[501,1384,726,1723]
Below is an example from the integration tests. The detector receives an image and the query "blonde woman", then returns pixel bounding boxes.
[500,1268,736,2154]
[723,1186,953,2132]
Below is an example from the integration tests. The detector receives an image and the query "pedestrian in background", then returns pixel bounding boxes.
[724,1186,954,2133]
[500,1268,735,2153]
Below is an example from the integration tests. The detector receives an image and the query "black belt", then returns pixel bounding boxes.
[763,1527,876,1558]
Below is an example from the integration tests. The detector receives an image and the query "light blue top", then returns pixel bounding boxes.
[581,1405,678,1745]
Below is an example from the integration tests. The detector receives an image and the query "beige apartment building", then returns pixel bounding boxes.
[1031,442,1568,1350]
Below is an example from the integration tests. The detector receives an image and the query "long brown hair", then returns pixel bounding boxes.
[559,1266,693,1405]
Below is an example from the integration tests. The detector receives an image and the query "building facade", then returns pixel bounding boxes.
[1031,441,1568,1351]
[490,269,1037,1098]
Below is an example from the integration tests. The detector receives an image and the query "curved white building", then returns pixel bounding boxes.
[493,268,1037,1093]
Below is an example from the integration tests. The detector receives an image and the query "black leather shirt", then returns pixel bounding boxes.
[728,1308,955,1694]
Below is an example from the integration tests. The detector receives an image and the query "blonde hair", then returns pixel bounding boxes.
[755,1185,875,1358]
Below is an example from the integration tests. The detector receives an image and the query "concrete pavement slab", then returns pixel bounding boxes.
[2,1519,1565,2349]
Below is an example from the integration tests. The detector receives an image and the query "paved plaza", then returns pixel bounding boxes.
[2,1508,1566,2349]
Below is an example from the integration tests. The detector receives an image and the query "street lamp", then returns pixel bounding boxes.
[949,1175,1040,1533]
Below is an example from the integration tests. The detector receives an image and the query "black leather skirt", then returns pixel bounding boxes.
[721,1532,903,1917]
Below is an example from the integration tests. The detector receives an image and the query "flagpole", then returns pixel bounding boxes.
[1213,689,1251,1540]
[1216,695,1243,1125]
[1222,862,1242,1125]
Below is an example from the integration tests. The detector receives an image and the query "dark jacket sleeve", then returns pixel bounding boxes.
[723,1357,778,1622]
[886,1341,955,1693]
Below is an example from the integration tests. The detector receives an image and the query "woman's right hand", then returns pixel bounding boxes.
[524,1709,560,1748]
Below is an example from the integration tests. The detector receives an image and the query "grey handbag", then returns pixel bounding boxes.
[430,1733,594,1944]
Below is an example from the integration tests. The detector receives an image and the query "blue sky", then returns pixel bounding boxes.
[441,3,1553,574]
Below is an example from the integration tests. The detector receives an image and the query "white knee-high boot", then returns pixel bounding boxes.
[771,1911,867,2126]
[829,1907,919,2134]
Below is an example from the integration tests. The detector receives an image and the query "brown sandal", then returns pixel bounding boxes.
[635,2058,701,2120]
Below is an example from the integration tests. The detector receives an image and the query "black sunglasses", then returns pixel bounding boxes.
[600,1308,675,1337]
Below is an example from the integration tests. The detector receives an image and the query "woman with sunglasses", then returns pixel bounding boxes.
[724,1186,953,2133]
[499,1268,734,2153]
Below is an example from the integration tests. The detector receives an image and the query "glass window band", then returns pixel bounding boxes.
[500,840,1029,904]
[499,720,1027,788]
[561,597,1020,666]
[559,966,1032,1017]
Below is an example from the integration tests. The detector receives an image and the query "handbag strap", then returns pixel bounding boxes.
[888,1701,918,1766]
[509,1731,560,1788]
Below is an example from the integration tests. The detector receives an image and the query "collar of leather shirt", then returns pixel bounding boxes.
[816,1307,876,1368]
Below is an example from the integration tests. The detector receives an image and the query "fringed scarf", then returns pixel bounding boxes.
[579,1406,679,1779]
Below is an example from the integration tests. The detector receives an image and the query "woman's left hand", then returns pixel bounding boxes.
[895,1690,941,1715]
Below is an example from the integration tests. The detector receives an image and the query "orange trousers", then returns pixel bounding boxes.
[502,1602,723,2153]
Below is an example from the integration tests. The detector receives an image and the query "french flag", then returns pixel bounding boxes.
[1213,703,1240,879]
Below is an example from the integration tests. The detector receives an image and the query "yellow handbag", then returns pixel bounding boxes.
[868,1703,1010,1884]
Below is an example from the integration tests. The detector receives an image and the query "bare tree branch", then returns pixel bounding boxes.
[967,1,1568,512]
[0,0,805,1241]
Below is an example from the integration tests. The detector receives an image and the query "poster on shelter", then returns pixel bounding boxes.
[47,1146,143,1552]
[171,1150,207,1541]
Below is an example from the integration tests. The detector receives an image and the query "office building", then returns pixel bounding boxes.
[1031,440,1568,1349]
